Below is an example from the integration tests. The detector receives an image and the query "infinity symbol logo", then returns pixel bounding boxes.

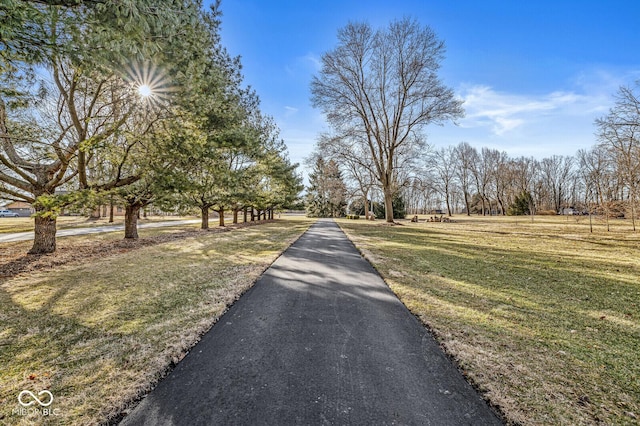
[18,390,54,407]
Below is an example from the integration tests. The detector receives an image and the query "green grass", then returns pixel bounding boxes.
[338,215,640,425]
[0,217,315,425]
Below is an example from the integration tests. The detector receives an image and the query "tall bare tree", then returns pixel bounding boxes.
[431,146,458,216]
[540,155,574,213]
[596,84,640,230]
[311,18,463,222]
[454,142,477,216]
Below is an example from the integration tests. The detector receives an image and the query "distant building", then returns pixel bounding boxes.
[2,201,34,217]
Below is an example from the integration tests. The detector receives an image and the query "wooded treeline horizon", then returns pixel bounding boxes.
[306,18,640,227]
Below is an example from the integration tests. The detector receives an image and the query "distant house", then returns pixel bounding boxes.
[3,201,34,217]
[561,207,586,216]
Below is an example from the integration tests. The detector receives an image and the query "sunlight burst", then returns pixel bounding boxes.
[123,62,175,106]
[138,84,152,97]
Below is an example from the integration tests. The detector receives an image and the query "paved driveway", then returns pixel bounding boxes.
[0,220,200,243]
[120,219,502,425]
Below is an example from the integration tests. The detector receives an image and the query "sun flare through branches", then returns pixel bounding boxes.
[124,62,175,106]
[138,84,152,97]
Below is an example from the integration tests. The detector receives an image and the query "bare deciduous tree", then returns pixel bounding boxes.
[311,18,463,222]
[596,84,640,230]
[454,142,477,216]
[431,146,458,216]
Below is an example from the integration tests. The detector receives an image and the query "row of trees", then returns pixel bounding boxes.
[310,18,640,227]
[1,0,302,254]
[402,142,631,221]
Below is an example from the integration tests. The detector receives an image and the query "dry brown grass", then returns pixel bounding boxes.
[0,217,314,425]
[339,215,640,425]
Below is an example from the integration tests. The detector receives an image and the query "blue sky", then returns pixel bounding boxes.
[215,0,640,172]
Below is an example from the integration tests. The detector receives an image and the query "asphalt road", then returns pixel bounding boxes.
[119,219,502,425]
[0,219,200,243]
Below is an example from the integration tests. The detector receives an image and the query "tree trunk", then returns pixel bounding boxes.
[463,191,471,216]
[497,196,506,216]
[529,199,535,223]
[630,191,637,232]
[201,206,209,230]
[364,191,370,220]
[233,209,239,224]
[445,194,452,216]
[124,204,140,239]
[251,208,255,221]
[29,213,57,254]
[109,196,114,223]
[243,207,248,223]
[383,188,394,223]
[218,208,225,226]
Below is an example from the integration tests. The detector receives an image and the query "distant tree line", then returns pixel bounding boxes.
[309,17,640,229]
[319,81,640,229]
[401,83,640,229]
[0,0,302,254]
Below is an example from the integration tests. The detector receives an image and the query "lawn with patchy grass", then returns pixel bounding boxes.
[0,217,314,425]
[338,216,640,425]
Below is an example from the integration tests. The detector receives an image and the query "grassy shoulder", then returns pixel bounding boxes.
[0,217,315,425]
[338,215,640,425]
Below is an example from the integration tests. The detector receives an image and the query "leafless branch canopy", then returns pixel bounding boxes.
[311,18,463,221]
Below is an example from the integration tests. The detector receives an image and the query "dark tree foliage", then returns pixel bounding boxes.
[507,191,533,216]
[306,157,347,218]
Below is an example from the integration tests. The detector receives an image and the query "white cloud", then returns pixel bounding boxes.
[285,52,322,78]
[459,84,604,136]
[302,53,322,71]
[426,72,636,158]
[284,106,299,118]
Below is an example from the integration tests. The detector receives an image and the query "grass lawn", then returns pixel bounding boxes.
[338,215,640,425]
[0,217,314,425]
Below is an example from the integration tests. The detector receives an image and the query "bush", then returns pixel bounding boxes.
[507,191,533,216]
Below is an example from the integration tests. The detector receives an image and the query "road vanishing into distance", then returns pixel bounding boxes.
[120,219,501,425]
[0,219,200,243]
